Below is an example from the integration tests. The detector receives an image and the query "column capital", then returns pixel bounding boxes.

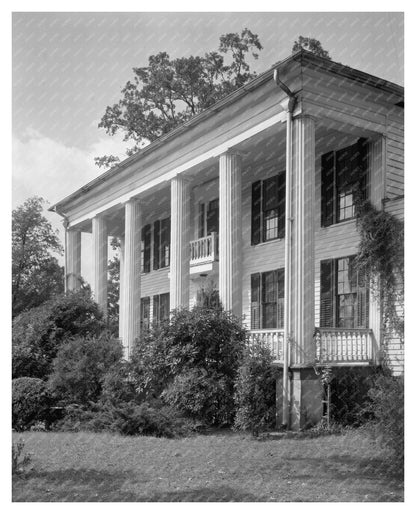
[219,149,246,159]
[292,113,317,124]
[171,174,192,184]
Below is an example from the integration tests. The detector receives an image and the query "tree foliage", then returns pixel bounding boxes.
[96,28,263,167]
[12,377,52,431]
[12,196,64,317]
[12,290,106,379]
[292,36,331,59]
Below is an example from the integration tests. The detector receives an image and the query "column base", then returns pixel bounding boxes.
[276,367,323,431]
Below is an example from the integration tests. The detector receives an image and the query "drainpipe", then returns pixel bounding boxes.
[273,70,297,429]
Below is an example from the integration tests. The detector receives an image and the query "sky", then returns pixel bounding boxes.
[11,11,404,280]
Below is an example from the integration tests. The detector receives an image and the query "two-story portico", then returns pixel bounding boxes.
[50,50,404,430]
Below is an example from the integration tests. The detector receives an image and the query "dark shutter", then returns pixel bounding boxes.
[321,151,335,227]
[142,224,151,273]
[250,273,261,329]
[153,220,160,270]
[277,172,286,238]
[277,268,285,328]
[198,203,205,238]
[160,293,170,321]
[357,138,369,202]
[141,297,150,330]
[320,259,336,327]
[356,267,369,328]
[153,295,160,324]
[263,176,278,210]
[251,180,262,245]
[161,217,171,267]
[262,270,277,329]
[207,199,219,235]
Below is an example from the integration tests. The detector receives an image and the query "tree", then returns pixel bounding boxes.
[292,36,331,59]
[96,28,263,168]
[12,196,64,317]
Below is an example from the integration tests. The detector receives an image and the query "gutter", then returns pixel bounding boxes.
[273,69,297,430]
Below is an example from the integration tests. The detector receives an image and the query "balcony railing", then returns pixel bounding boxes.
[315,328,375,364]
[248,329,284,361]
[248,327,376,365]
[190,232,218,266]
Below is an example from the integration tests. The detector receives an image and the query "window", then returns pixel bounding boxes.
[153,293,170,325]
[140,297,150,331]
[198,198,219,238]
[321,138,368,227]
[141,224,151,273]
[251,269,284,329]
[153,217,170,270]
[320,256,369,328]
[251,172,285,245]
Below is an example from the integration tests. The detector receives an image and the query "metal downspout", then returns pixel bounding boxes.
[273,70,297,429]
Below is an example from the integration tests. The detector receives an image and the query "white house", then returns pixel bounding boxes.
[50,50,404,430]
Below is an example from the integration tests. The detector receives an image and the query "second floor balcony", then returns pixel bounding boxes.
[190,232,219,274]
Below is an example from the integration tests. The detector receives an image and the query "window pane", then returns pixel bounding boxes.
[263,209,279,240]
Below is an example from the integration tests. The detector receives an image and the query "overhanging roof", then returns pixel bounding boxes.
[49,49,404,215]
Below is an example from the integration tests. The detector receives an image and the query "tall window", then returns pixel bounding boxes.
[251,269,284,329]
[153,217,170,270]
[198,198,219,238]
[251,172,285,245]
[141,224,151,273]
[321,138,368,227]
[140,297,150,331]
[153,293,170,325]
[320,256,369,328]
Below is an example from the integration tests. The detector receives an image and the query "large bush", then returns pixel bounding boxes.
[12,290,106,379]
[48,333,123,405]
[366,372,404,471]
[233,343,276,434]
[12,377,52,431]
[128,306,246,425]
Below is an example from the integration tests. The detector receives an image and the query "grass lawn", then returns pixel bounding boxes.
[12,429,403,502]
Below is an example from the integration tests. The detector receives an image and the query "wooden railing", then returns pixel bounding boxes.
[190,232,218,265]
[315,328,375,364]
[248,327,376,365]
[248,329,284,361]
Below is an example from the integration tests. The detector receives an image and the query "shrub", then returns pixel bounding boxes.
[12,290,106,379]
[366,372,404,471]
[162,368,235,425]
[53,401,192,438]
[12,439,31,474]
[130,306,247,426]
[48,333,123,406]
[233,343,276,435]
[12,377,52,431]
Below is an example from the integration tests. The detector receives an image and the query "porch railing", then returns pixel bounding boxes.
[248,329,284,361]
[190,232,218,266]
[248,327,376,365]
[315,328,375,364]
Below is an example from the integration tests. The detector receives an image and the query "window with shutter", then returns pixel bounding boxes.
[153,220,160,270]
[250,268,284,329]
[321,139,368,227]
[206,199,219,235]
[320,256,369,328]
[153,293,170,325]
[153,217,170,270]
[251,171,285,245]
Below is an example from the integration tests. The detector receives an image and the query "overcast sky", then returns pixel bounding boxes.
[11,11,404,280]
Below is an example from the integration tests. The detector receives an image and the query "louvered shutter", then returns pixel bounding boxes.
[321,151,335,227]
[142,224,151,273]
[250,273,261,329]
[207,199,219,235]
[277,268,285,328]
[251,181,262,245]
[356,267,369,328]
[153,295,160,324]
[277,172,286,238]
[161,217,171,267]
[198,203,205,238]
[153,220,160,270]
[320,260,336,327]
[357,138,369,202]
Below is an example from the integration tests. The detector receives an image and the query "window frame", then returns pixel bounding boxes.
[250,268,285,330]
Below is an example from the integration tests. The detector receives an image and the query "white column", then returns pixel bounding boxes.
[121,199,141,359]
[219,151,242,316]
[66,228,81,291]
[290,115,316,365]
[170,176,190,310]
[118,236,125,340]
[92,215,108,315]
